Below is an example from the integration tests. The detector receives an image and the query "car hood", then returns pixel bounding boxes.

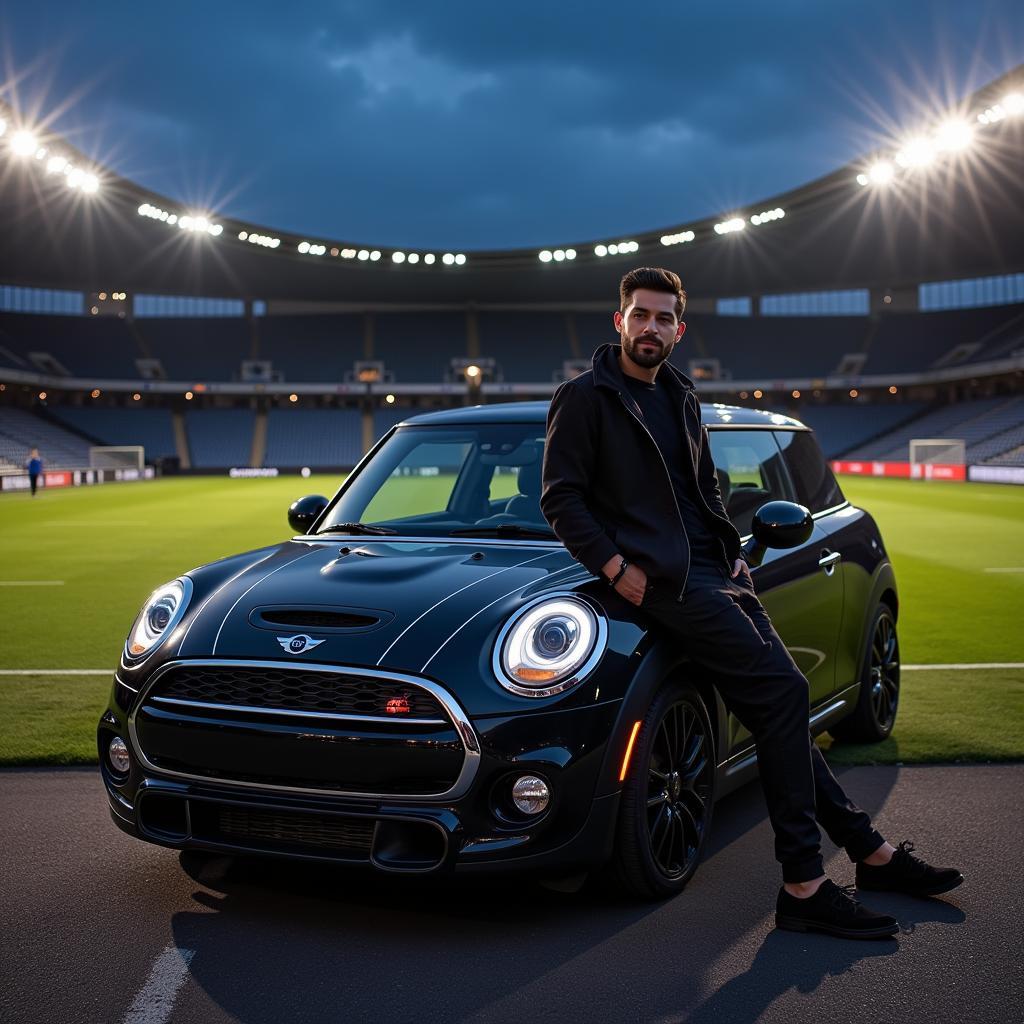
[173,538,585,676]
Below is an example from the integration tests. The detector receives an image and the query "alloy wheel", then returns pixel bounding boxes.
[645,700,713,880]
[869,612,900,731]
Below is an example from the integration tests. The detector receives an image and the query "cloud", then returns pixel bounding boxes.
[324,32,496,110]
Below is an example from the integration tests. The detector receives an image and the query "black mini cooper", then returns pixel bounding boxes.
[99,401,900,898]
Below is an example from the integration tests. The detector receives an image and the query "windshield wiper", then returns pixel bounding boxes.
[450,524,557,539]
[317,522,399,536]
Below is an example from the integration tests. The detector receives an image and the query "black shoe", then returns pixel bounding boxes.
[856,840,964,897]
[776,879,899,939]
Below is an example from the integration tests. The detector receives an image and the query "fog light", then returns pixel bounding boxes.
[108,736,130,774]
[511,775,550,815]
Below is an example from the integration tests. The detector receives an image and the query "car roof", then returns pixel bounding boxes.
[396,400,808,430]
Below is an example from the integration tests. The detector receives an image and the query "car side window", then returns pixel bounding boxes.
[774,430,845,513]
[707,430,795,537]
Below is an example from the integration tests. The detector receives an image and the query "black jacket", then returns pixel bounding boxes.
[540,343,742,592]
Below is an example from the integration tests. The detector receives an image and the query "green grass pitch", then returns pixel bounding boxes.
[1,474,1021,765]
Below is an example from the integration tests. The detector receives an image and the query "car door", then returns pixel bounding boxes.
[707,427,844,755]
[774,428,869,693]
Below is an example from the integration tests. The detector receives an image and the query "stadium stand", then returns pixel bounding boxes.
[843,396,1018,460]
[48,407,177,461]
[374,312,466,382]
[0,312,141,378]
[861,305,1024,375]
[0,407,93,469]
[791,403,928,458]
[185,408,255,467]
[258,314,363,382]
[263,408,363,467]
[678,316,870,380]
[478,311,574,381]
[140,318,250,381]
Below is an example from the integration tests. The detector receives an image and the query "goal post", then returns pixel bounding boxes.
[909,438,965,481]
[89,445,145,471]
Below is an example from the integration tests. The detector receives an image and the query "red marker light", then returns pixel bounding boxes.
[386,696,411,714]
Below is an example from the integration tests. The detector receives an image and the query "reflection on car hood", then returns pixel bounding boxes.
[175,539,583,675]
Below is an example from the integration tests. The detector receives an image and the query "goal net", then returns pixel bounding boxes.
[89,445,145,471]
[909,439,966,466]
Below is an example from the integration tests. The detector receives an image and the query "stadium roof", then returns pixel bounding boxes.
[1,68,1022,306]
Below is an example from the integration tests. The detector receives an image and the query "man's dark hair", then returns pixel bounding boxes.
[619,266,687,319]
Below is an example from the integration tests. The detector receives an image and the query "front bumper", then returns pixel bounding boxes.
[99,663,626,875]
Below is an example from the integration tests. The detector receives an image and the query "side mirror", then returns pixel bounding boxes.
[741,500,813,567]
[288,494,328,535]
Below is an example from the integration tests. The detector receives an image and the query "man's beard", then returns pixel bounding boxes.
[622,331,672,369]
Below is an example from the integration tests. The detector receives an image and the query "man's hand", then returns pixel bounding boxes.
[730,558,747,579]
[601,555,648,606]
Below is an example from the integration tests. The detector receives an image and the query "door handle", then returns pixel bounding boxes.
[818,550,841,575]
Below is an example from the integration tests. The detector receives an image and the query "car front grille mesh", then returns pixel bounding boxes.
[151,665,445,719]
[214,806,376,852]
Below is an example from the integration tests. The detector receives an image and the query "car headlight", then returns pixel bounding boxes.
[493,595,606,698]
[124,577,193,663]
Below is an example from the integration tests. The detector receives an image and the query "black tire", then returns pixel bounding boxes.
[829,602,900,743]
[611,680,716,900]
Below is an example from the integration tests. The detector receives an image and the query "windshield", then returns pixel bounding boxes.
[317,423,555,538]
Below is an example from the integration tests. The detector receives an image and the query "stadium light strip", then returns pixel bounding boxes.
[856,89,1023,188]
[1,122,100,195]
[594,240,639,257]
[137,203,222,236]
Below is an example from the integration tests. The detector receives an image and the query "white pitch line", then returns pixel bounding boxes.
[122,945,195,1024]
[0,580,65,586]
[902,662,1024,671]
[984,568,1024,573]
[0,669,110,675]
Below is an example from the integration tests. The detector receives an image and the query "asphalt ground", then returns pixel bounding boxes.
[1,764,1020,1024]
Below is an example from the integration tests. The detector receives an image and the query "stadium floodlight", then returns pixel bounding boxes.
[455,253,466,265]
[298,241,310,253]
[239,231,248,240]
[408,253,419,264]
[46,155,67,174]
[934,119,972,152]
[565,248,576,260]
[856,173,869,186]
[895,136,935,168]
[358,249,369,260]
[370,250,381,260]
[35,146,47,160]
[868,160,894,184]
[714,217,746,234]
[11,130,37,156]
[66,167,85,189]
[424,253,436,264]
[553,249,565,261]
[1003,92,1023,115]
[81,173,99,194]
[443,253,455,265]
[595,244,608,257]
[392,251,406,263]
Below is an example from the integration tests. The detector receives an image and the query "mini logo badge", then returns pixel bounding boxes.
[276,634,325,655]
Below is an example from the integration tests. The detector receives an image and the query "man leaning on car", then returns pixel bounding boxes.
[539,266,963,939]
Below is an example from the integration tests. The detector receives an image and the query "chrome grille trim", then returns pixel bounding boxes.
[128,659,480,801]
[149,695,447,725]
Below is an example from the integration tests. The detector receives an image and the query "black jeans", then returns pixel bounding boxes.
[641,562,883,883]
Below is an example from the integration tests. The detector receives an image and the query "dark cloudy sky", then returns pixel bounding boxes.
[2,1,1022,249]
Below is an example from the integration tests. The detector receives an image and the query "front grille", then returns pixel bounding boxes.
[214,806,375,852]
[152,665,445,718]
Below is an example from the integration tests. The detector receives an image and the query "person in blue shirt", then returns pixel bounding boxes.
[25,448,43,497]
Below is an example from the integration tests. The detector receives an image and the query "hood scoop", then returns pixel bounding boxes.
[250,606,393,633]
